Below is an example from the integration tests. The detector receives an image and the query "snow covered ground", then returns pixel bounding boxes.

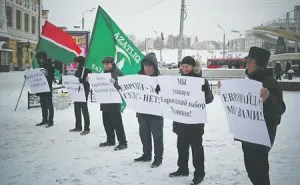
[0,72,299,185]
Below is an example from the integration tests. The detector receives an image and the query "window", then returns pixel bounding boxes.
[1,52,10,66]
[16,10,22,30]
[25,0,30,9]
[31,16,36,34]
[16,0,22,6]
[0,22,2,29]
[24,13,29,32]
[6,6,12,27]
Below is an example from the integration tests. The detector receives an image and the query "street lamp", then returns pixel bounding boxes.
[218,25,226,59]
[154,31,164,62]
[82,7,96,30]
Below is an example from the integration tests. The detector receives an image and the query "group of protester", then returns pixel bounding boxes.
[33,46,285,185]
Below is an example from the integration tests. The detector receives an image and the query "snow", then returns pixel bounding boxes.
[0,71,299,185]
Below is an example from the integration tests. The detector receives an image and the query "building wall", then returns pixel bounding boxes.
[3,0,41,70]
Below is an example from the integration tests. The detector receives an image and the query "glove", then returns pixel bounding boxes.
[202,83,209,92]
[110,78,115,84]
[155,85,160,94]
[79,78,83,83]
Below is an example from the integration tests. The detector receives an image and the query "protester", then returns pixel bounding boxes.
[169,56,214,185]
[274,61,282,80]
[35,51,55,128]
[69,56,91,135]
[218,46,286,185]
[99,57,127,151]
[134,53,164,168]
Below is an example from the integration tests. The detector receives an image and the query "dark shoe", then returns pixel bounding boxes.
[69,128,82,132]
[151,157,162,168]
[134,154,151,162]
[46,124,54,128]
[35,122,47,126]
[169,170,189,177]
[99,141,115,147]
[80,130,90,135]
[114,143,127,151]
[191,176,204,185]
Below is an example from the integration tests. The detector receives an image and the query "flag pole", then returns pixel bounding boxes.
[15,78,26,111]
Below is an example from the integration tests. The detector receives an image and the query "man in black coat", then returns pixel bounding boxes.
[134,53,164,168]
[35,51,55,128]
[169,56,214,185]
[242,47,286,185]
[69,56,91,135]
[99,57,127,151]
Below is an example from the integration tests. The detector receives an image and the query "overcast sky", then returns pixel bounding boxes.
[43,0,299,41]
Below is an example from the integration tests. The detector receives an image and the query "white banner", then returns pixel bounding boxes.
[88,73,122,104]
[220,79,271,148]
[118,75,162,116]
[25,68,50,94]
[158,76,207,124]
[62,75,86,102]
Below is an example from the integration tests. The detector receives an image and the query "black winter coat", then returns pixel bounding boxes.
[173,70,214,135]
[36,59,55,96]
[100,64,124,112]
[74,67,91,99]
[244,69,286,147]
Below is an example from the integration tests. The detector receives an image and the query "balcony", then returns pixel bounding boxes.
[7,27,38,42]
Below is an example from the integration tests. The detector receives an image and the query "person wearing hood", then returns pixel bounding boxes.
[169,56,214,185]
[99,57,127,151]
[274,61,282,80]
[69,56,91,135]
[134,53,164,168]
[219,47,286,185]
[35,51,55,128]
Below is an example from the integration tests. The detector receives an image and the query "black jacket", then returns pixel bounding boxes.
[274,63,282,75]
[247,69,286,146]
[36,59,55,96]
[74,67,91,99]
[173,70,214,135]
[136,53,163,120]
[100,64,124,112]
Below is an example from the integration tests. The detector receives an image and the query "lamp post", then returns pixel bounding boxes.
[82,8,96,30]
[218,25,226,59]
[154,31,164,62]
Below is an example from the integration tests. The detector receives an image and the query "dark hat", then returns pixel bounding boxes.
[102,56,114,64]
[36,51,47,59]
[247,47,271,67]
[74,56,85,66]
[181,56,195,67]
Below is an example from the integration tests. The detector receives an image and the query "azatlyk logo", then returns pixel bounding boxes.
[114,45,131,70]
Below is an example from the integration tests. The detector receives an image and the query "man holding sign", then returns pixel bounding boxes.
[35,52,55,128]
[99,57,127,151]
[69,56,91,135]
[169,56,213,185]
[219,47,286,185]
[134,53,164,168]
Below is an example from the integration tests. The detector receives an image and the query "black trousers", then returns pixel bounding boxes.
[177,132,205,178]
[74,102,90,131]
[138,117,164,158]
[275,74,281,80]
[242,143,270,185]
[102,112,126,144]
[40,94,54,124]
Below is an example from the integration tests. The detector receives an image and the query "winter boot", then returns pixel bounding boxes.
[35,122,47,126]
[169,169,189,177]
[134,154,151,162]
[190,176,204,185]
[151,157,162,168]
[99,141,115,147]
[114,143,127,151]
[80,130,90,135]
[69,128,82,132]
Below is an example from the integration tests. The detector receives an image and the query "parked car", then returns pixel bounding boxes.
[292,65,300,77]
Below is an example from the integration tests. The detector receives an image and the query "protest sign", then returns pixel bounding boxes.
[25,68,50,94]
[220,79,271,147]
[89,73,122,104]
[62,75,86,102]
[118,75,162,116]
[158,76,207,124]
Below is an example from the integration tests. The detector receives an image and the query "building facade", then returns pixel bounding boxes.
[0,0,42,71]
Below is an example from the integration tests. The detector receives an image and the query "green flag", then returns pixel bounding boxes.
[85,6,144,74]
